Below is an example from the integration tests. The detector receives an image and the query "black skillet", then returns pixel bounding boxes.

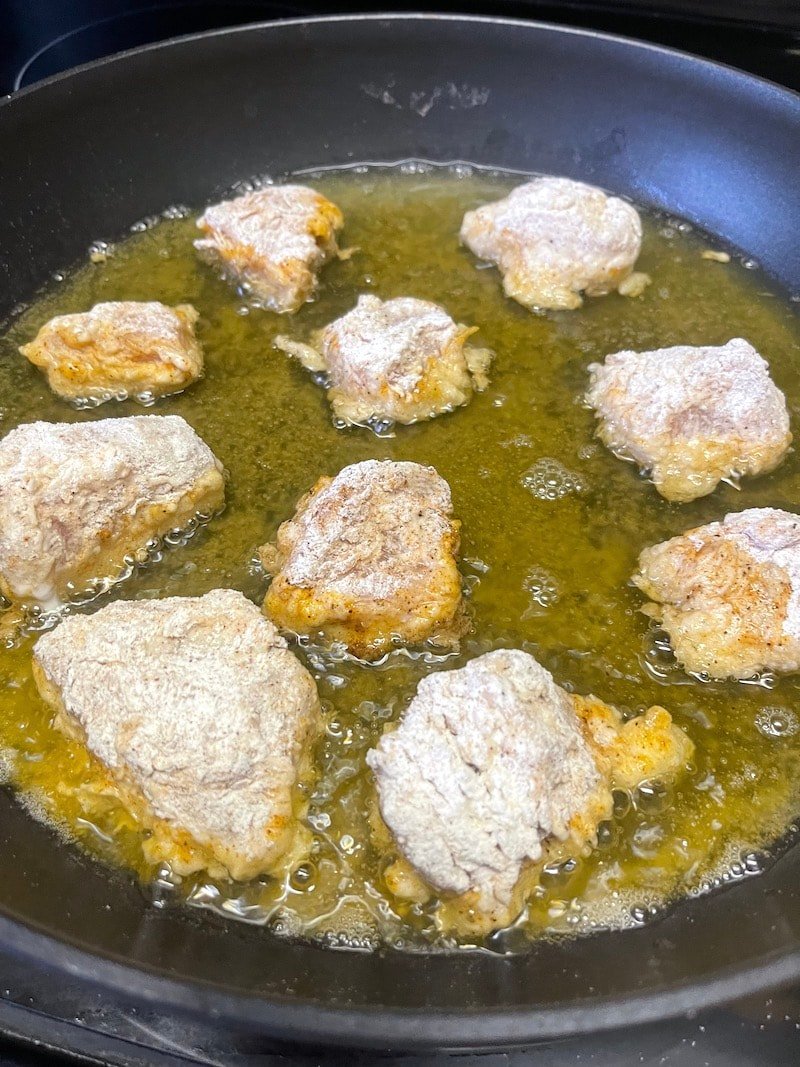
[0,13,799,1052]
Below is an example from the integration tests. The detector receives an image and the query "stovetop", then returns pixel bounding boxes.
[1,2,800,1063]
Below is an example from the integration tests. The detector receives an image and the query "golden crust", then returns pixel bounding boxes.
[33,657,317,881]
[20,302,203,403]
[0,467,224,608]
[0,417,225,609]
[275,296,492,426]
[634,510,800,678]
[587,340,792,503]
[195,186,343,314]
[372,690,693,937]
[32,592,322,881]
[260,461,466,659]
[460,178,642,312]
[571,695,694,792]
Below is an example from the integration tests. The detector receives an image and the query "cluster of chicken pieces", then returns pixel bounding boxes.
[5,174,795,936]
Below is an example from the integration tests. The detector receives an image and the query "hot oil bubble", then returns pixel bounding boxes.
[522,458,585,501]
[635,780,670,813]
[323,674,347,691]
[596,821,617,849]
[161,204,191,220]
[743,851,765,874]
[339,834,357,855]
[271,911,303,939]
[354,699,393,722]
[88,241,113,264]
[640,628,682,684]
[501,434,534,450]
[145,864,182,909]
[755,706,799,738]
[368,417,396,438]
[399,161,433,176]
[290,862,317,892]
[308,811,331,832]
[539,857,579,886]
[522,567,559,615]
[631,823,665,859]
[629,903,660,925]
[612,789,632,819]
[129,215,161,233]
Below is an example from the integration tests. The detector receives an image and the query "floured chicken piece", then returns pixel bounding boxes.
[460,177,644,311]
[259,459,465,659]
[367,649,692,935]
[587,338,791,502]
[275,295,492,426]
[635,507,800,679]
[19,301,203,405]
[32,590,321,880]
[195,185,344,313]
[0,416,224,609]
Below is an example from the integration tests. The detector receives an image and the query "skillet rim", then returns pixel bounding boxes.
[1,11,800,1049]
[2,10,800,116]
[1,908,799,1048]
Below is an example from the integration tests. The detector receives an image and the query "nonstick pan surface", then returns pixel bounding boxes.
[0,14,799,1051]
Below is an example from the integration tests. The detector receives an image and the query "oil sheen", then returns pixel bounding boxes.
[1,165,799,952]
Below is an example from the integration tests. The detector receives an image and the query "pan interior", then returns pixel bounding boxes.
[2,163,800,955]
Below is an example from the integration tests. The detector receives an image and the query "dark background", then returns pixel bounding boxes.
[2,0,800,94]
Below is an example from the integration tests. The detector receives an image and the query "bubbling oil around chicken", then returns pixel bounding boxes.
[0,163,800,950]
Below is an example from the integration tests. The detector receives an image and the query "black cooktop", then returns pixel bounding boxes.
[1,3,799,1064]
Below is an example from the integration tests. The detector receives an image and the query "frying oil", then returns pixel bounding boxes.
[1,164,800,951]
